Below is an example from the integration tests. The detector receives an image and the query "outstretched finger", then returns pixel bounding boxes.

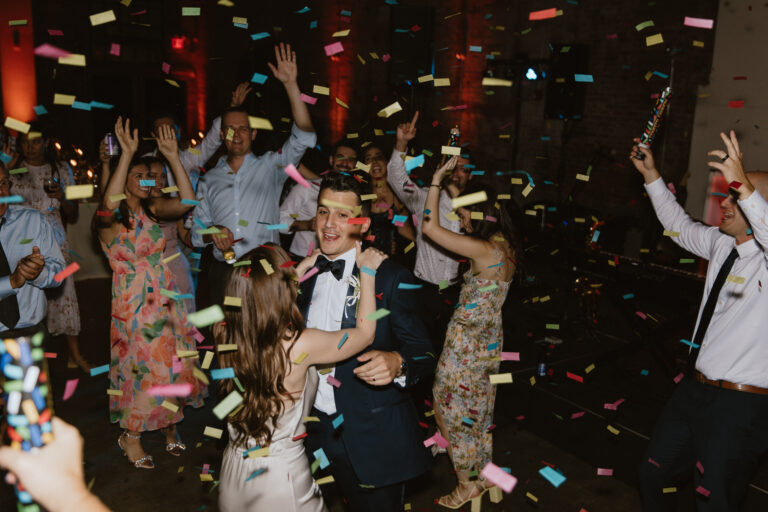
[730,129,742,157]
[274,45,282,65]
[410,110,420,128]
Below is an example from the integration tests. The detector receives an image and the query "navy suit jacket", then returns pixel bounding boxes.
[298,258,435,487]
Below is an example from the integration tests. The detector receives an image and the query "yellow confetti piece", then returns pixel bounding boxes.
[510,177,523,186]
[293,352,309,364]
[223,296,242,307]
[417,74,434,83]
[313,85,330,95]
[193,367,209,384]
[217,344,238,352]
[726,275,745,284]
[360,194,378,201]
[320,198,360,214]
[355,161,371,173]
[162,252,181,264]
[607,425,620,435]
[201,351,214,370]
[404,504,411,511]
[316,476,335,485]
[522,183,534,197]
[646,33,664,46]
[333,29,350,37]
[373,128,384,136]
[585,363,596,374]
[176,350,199,358]
[161,400,179,413]
[574,217,585,223]
[445,211,460,222]
[530,376,536,386]
[404,241,415,254]
[424,410,435,417]
[441,145,461,156]
[260,258,274,275]
[232,16,247,24]
[481,77,513,87]
[247,447,270,458]
[58,54,87,67]
[575,173,590,182]
[433,78,451,87]
[452,191,488,209]
[166,79,180,88]
[204,426,223,439]
[65,184,94,200]
[249,116,274,130]
[200,474,214,482]
[663,230,680,237]
[90,9,116,26]
[692,40,704,48]
[526,492,538,503]
[109,193,126,202]
[335,97,349,109]
[303,416,320,422]
[161,185,179,194]
[663,487,678,494]
[178,466,184,473]
[106,389,123,396]
[377,101,403,118]
[4,117,30,134]
[470,211,484,220]
[53,93,76,105]
[357,54,366,64]
[489,373,513,384]
[347,133,359,139]
[498,194,511,200]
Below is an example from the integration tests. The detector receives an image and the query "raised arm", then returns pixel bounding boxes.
[268,43,312,133]
[150,124,195,220]
[297,244,387,365]
[101,117,137,212]
[422,156,489,261]
[631,139,717,260]
[387,111,424,212]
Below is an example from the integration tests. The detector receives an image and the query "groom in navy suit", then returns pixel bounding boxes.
[299,172,435,511]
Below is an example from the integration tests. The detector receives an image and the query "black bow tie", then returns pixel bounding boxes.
[315,255,345,280]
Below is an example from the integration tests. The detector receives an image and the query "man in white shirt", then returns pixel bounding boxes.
[632,132,768,511]
[299,172,434,511]
[386,112,472,352]
[278,141,357,259]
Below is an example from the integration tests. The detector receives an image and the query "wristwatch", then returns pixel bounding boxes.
[397,357,407,378]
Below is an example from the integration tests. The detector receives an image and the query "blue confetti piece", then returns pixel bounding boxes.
[211,368,235,380]
[90,364,109,376]
[397,283,423,290]
[652,71,670,79]
[622,293,635,300]
[541,136,551,141]
[465,303,477,309]
[385,0,398,4]
[296,6,310,13]
[404,154,425,173]
[469,45,482,52]
[591,230,600,243]
[243,445,261,458]
[337,333,348,349]
[0,152,12,165]
[539,466,567,488]
[33,105,48,115]
[461,417,474,426]
[309,20,317,29]
[487,262,504,268]
[470,170,485,175]
[340,9,352,16]
[423,209,431,215]
[71,101,92,111]
[640,369,649,376]
[392,214,407,224]
[547,206,557,212]
[680,339,700,349]
[139,180,156,186]
[180,198,200,206]
[574,74,594,83]
[746,228,753,235]
[487,342,499,351]
[90,101,114,109]
[384,130,396,135]
[250,32,270,41]
[332,414,344,429]
[245,468,266,481]
[313,448,329,469]
[233,22,248,29]
[194,218,207,229]
[250,72,268,84]
[266,223,288,230]
[0,195,24,203]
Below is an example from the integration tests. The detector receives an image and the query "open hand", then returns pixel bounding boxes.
[355,242,388,271]
[707,130,748,194]
[267,43,297,84]
[629,138,660,183]
[114,117,139,155]
[154,123,179,159]
[433,155,457,184]
[230,82,253,107]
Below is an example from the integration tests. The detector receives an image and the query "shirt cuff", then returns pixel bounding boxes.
[643,176,666,198]
[393,375,407,388]
[738,185,768,214]
[0,276,19,300]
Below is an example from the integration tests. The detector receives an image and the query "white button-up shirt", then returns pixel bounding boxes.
[646,177,768,387]
[386,150,460,285]
[191,124,316,261]
[279,178,321,257]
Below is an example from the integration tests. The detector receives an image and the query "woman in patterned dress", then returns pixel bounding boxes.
[95,117,206,469]
[6,122,89,371]
[423,156,519,510]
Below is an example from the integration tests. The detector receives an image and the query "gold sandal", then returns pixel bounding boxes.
[161,426,187,456]
[478,478,503,504]
[118,431,154,469]
[438,481,484,511]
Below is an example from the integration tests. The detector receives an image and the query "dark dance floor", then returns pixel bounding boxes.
[3,247,768,511]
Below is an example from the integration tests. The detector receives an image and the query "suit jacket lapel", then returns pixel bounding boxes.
[340,265,359,330]
[298,272,318,324]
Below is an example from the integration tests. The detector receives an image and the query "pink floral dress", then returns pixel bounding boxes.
[100,208,206,432]
[433,247,511,473]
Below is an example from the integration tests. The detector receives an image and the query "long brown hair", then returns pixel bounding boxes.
[214,244,305,447]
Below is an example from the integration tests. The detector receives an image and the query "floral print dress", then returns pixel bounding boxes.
[101,208,206,432]
[433,247,511,473]
[10,162,80,336]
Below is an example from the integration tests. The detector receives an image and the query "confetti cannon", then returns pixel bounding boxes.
[2,334,54,511]
[635,86,672,160]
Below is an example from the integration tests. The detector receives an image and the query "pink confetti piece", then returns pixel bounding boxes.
[667,182,676,194]
[729,100,745,109]
[147,383,193,396]
[202,463,210,474]
[299,266,319,283]
[327,376,342,388]
[515,415,525,420]
[192,327,205,342]
[501,352,520,361]
[284,164,311,188]
[300,93,318,105]
[48,29,64,36]
[635,311,647,320]
[673,372,684,384]
[131,9,147,16]
[110,43,121,56]
[63,378,79,400]
[648,458,660,467]
[162,62,170,74]
[423,431,449,448]
[529,7,558,20]
[411,214,418,227]
[696,460,704,474]
[683,16,714,29]
[324,41,344,56]
[606,33,618,39]
[382,53,391,62]
[54,262,80,282]
[571,411,585,419]
[604,402,617,411]
[597,468,614,476]
[481,462,518,493]
[485,215,498,222]
[172,356,182,374]
[696,485,710,497]
[306,241,315,257]
[34,43,72,59]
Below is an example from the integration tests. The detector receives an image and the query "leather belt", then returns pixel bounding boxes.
[694,371,768,395]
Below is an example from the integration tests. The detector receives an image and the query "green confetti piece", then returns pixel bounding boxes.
[213,390,243,420]
[19,238,33,245]
[8,167,27,175]
[232,260,251,267]
[365,308,391,321]
[545,323,560,330]
[238,219,249,227]
[160,289,180,299]
[188,305,224,327]
[438,279,450,290]
[679,258,694,264]
[421,149,434,157]
[196,227,221,235]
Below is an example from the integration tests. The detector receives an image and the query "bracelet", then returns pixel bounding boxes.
[430,184,441,188]
[360,266,376,277]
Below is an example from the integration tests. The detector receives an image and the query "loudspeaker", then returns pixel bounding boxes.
[545,44,589,120]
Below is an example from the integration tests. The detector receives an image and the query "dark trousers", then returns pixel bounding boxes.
[207,258,232,307]
[415,279,460,355]
[304,407,405,512]
[638,378,768,511]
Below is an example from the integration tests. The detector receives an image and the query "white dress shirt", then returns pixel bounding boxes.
[307,248,357,415]
[279,178,321,257]
[386,149,460,285]
[646,177,768,387]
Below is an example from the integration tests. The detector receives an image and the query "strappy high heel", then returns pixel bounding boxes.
[478,478,503,504]
[438,481,483,511]
[118,431,154,469]
[161,426,187,456]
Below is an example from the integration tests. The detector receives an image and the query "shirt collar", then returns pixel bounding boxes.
[735,238,760,258]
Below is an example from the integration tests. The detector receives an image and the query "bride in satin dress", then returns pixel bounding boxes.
[215,242,386,512]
